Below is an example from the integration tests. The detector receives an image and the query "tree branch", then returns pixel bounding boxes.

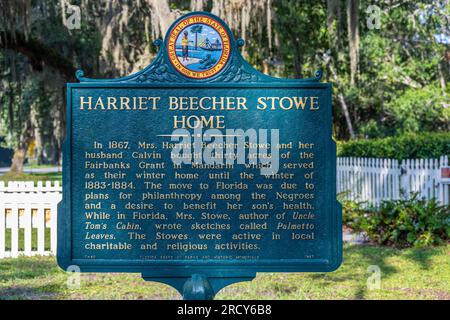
[0,30,77,81]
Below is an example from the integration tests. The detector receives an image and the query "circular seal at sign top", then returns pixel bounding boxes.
[167,15,231,79]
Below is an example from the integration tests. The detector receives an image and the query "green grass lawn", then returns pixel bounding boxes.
[4,229,52,251]
[0,244,448,300]
[22,164,60,169]
[0,172,62,183]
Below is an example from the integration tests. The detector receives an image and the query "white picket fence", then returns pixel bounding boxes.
[0,181,61,258]
[337,156,450,206]
[0,156,449,259]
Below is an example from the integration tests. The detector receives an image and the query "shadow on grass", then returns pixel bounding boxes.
[346,244,399,275]
[0,246,446,300]
[345,244,446,299]
[0,256,60,282]
[0,257,64,300]
[304,245,403,299]
[0,283,62,300]
[402,246,444,270]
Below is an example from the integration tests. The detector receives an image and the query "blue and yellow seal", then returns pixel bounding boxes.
[167,15,231,79]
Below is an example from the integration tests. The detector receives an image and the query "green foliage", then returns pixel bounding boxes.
[331,0,450,140]
[337,132,450,160]
[342,194,450,247]
[273,0,327,78]
[383,84,450,135]
[338,194,367,229]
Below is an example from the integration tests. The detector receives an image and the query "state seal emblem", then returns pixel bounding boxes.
[167,14,231,79]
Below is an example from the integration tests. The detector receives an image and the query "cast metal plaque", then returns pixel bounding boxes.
[58,12,342,299]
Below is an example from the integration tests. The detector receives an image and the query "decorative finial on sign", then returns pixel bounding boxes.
[314,69,323,81]
[75,69,85,81]
[237,38,246,47]
[153,39,163,47]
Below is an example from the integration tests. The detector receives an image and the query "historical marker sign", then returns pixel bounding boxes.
[58,12,342,299]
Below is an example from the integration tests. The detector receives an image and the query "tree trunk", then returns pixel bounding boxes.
[329,60,356,139]
[346,0,359,86]
[337,90,355,139]
[0,30,76,80]
[437,61,446,92]
[9,118,34,173]
[267,0,273,51]
[10,148,26,173]
[263,59,270,75]
[293,39,303,78]
[148,0,175,37]
[7,82,14,133]
[327,0,340,49]
[190,0,204,11]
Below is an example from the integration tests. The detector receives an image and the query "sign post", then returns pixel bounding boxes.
[58,12,342,300]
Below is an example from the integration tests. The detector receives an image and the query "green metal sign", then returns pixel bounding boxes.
[58,12,342,300]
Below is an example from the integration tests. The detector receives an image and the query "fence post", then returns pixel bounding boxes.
[400,159,407,198]
[24,203,32,256]
[37,205,45,255]
[393,159,398,199]
[439,155,449,205]
[11,203,19,258]
[50,201,58,254]
[0,193,5,259]
[433,158,439,200]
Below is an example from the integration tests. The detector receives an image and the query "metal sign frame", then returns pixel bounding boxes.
[58,12,342,299]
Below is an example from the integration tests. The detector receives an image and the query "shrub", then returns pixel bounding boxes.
[337,132,450,160]
[342,193,450,247]
[384,85,450,136]
[338,192,367,229]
